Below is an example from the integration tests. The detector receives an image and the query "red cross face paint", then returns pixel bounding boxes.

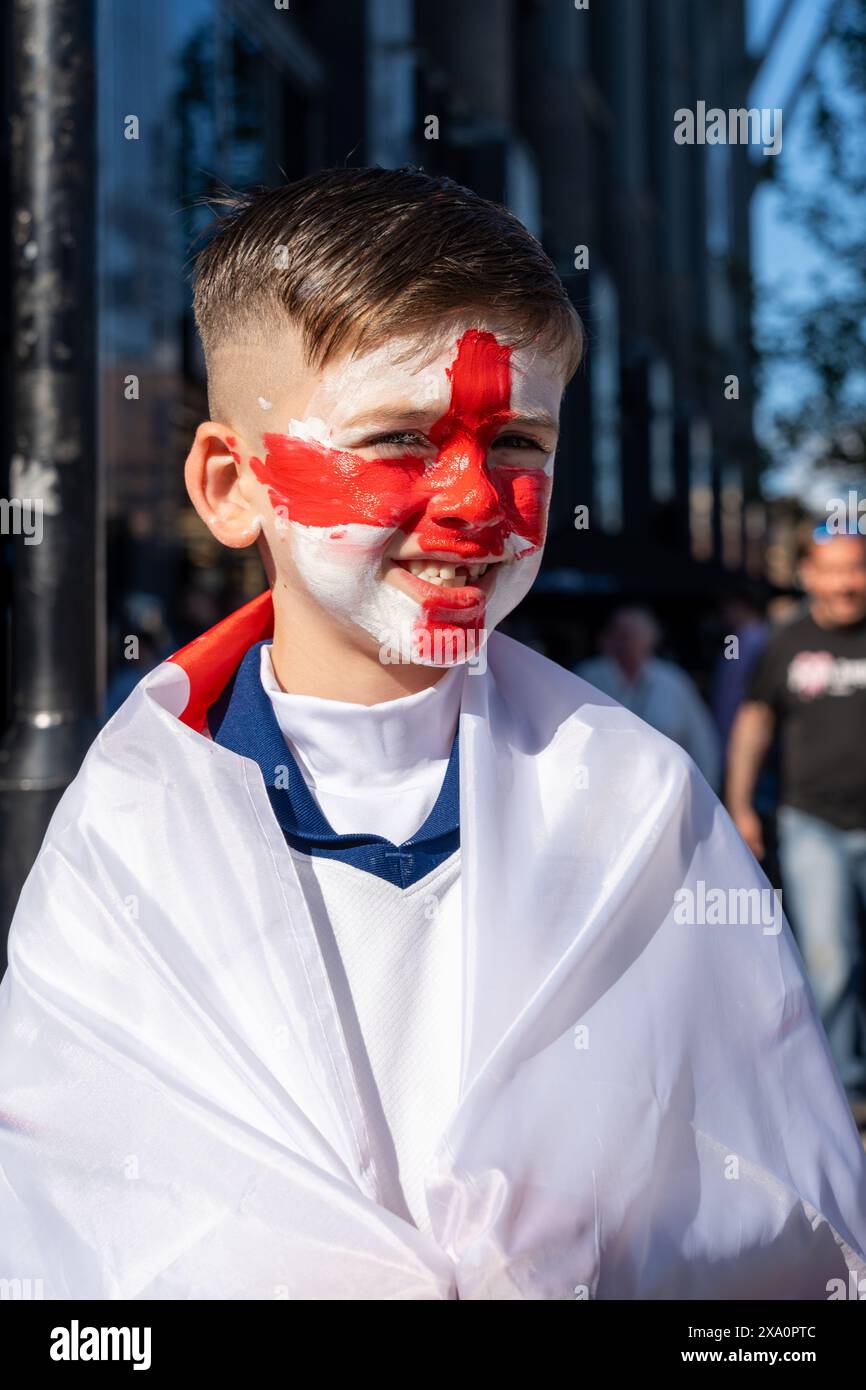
[247,328,561,665]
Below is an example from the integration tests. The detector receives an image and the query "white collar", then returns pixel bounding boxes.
[258,646,466,840]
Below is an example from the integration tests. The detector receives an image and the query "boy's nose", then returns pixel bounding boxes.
[426,436,505,529]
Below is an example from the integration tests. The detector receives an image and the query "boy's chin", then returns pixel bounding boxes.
[375,620,490,670]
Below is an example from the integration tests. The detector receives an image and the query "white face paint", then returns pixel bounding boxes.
[288,521,422,651]
[249,326,563,666]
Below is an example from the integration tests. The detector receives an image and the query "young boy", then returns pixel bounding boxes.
[1,167,864,1301]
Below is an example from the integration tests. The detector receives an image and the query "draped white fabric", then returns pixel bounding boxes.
[1,630,865,1299]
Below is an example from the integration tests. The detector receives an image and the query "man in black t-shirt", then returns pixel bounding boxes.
[727,530,866,1108]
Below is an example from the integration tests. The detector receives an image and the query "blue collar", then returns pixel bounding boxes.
[207,641,460,889]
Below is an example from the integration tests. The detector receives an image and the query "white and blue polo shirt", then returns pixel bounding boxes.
[208,642,464,1232]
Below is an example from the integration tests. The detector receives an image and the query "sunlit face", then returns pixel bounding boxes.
[231,325,564,665]
[801,534,866,627]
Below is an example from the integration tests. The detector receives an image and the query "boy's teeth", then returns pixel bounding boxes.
[403,559,490,585]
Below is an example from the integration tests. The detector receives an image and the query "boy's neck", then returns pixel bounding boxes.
[268,601,452,705]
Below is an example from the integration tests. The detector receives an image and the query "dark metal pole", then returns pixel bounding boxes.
[0,0,101,962]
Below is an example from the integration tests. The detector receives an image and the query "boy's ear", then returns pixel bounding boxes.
[184,421,262,549]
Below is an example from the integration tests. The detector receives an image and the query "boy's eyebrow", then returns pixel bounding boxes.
[342,407,560,434]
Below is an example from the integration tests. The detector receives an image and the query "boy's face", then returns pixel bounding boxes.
[193,320,565,666]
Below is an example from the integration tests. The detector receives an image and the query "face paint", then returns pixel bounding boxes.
[249,330,558,665]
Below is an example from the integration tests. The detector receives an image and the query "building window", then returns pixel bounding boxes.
[505,139,541,239]
[591,268,622,534]
[706,142,734,346]
[649,356,675,503]
[689,416,714,561]
[720,461,743,569]
[366,0,415,167]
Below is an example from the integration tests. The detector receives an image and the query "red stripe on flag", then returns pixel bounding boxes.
[167,589,274,732]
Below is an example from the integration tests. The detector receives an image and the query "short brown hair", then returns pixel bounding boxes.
[192,166,584,380]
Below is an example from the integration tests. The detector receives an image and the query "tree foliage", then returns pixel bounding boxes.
[761,0,866,477]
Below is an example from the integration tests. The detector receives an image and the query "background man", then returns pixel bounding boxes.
[727,527,866,1113]
[576,606,721,790]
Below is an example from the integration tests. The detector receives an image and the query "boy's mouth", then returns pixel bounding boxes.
[398,557,494,584]
[384,553,513,609]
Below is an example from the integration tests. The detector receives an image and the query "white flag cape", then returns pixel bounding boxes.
[1,591,865,1301]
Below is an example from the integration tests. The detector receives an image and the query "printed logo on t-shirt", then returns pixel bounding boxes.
[787,650,866,699]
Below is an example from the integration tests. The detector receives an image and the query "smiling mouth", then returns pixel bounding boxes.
[387,554,514,588]
[400,558,490,586]
[383,555,512,612]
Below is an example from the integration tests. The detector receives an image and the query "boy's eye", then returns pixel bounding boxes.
[364,430,429,448]
[492,430,553,464]
[355,430,432,456]
[492,430,544,453]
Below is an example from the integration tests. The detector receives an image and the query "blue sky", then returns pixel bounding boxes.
[746,0,859,499]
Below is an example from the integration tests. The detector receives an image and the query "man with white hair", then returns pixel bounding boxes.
[576,606,721,789]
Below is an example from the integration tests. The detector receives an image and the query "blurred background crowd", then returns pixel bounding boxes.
[2,0,866,1115]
